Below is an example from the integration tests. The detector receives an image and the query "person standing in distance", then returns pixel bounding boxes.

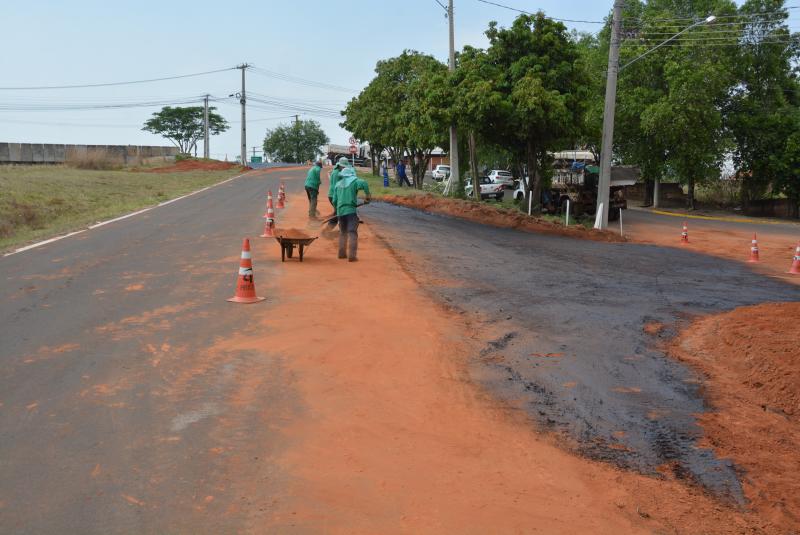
[396,159,411,187]
[304,160,323,219]
[331,166,371,262]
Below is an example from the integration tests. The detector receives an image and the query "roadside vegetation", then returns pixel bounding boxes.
[342,0,800,218]
[0,159,245,251]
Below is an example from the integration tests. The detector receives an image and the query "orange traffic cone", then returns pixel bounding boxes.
[748,233,760,263]
[227,239,266,303]
[681,222,689,244]
[263,191,274,218]
[260,205,275,238]
[789,242,800,275]
[277,184,285,209]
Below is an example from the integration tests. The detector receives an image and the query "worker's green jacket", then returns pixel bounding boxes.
[304,165,321,189]
[327,168,342,198]
[332,172,370,217]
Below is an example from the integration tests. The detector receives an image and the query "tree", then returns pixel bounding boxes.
[454,13,590,212]
[142,106,228,155]
[611,0,738,209]
[726,0,800,214]
[342,51,449,188]
[262,120,329,163]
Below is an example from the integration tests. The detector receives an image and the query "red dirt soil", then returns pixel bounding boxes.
[380,194,626,243]
[144,160,248,173]
[202,182,781,534]
[669,302,800,532]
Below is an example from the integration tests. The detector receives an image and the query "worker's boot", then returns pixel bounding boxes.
[338,232,348,259]
[308,196,318,219]
[347,229,358,262]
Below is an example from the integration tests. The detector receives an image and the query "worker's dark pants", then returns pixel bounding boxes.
[326,197,337,228]
[305,187,318,217]
[338,213,359,260]
[398,174,412,187]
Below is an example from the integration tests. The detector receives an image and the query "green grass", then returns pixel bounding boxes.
[0,164,245,251]
[359,171,426,197]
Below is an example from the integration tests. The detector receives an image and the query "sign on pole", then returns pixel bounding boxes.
[349,145,358,155]
[349,136,357,145]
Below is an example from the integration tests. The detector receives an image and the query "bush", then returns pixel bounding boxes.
[65,148,124,170]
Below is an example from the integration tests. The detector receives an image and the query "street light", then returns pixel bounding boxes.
[594,7,716,230]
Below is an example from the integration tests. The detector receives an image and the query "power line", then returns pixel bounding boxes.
[433,0,447,11]
[0,67,236,91]
[475,0,606,24]
[248,67,358,93]
[0,96,207,112]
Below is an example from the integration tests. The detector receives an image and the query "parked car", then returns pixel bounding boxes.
[465,176,505,200]
[487,169,515,188]
[431,165,450,181]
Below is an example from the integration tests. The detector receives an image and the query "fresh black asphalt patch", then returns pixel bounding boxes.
[367,202,800,504]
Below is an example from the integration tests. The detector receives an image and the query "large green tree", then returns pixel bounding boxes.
[342,51,449,188]
[262,120,329,163]
[453,13,590,212]
[142,106,228,155]
[611,0,738,209]
[726,0,800,215]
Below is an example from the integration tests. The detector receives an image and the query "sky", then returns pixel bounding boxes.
[0,0,751,161]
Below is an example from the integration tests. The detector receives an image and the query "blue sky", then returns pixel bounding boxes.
[0,0,726,159]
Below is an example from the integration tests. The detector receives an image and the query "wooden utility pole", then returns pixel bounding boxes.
[236,64,250,165]
[203,94,209,159]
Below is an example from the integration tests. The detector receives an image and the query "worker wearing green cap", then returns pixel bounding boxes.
[326,156,351,228]
[331,166,371,261]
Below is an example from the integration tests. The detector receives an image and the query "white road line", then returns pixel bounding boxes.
[2,170,261,258]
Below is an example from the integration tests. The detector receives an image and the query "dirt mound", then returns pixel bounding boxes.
[274,228,315,240]
[669,302,800,531]
[379,194,625,243]
[144,160,247,173]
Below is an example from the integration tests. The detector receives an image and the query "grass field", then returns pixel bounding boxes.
[0,164,245,251]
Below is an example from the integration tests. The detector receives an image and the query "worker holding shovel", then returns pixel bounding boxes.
[326,157,350,228]
[331,166,371,262]
[304,160,323,218]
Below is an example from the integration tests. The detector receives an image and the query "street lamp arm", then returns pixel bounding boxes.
[619,15,716,71]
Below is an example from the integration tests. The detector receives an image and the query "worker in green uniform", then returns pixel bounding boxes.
[304,160,323,218]
[331,166,371,262]
[326,156,350,228]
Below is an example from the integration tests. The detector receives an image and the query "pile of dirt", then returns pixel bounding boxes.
[669,302,800,531]
[379,194,626,243]
[274,228,315,240]
[144,160,248,173]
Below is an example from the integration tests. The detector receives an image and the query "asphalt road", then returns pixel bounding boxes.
[365,202,800,503]
[0,167,308,534]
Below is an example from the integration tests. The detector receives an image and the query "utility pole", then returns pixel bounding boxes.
[203,94,210,159]
[236,63,250,165]
[444,0,460,196]
[293,114,300,126]
[595,0,623,230]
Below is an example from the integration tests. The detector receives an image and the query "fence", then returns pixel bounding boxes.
[0,143,178,164]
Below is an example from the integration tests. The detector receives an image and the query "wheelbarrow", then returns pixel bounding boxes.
[274,230,318,262]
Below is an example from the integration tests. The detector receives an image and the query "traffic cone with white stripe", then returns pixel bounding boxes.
[227,239,266,303]
[277,183,285,209]
[748,233,760,263]
[681,222,689,244]
[789,242,800,275]
[263,191,274,218]
[260,205,275,238]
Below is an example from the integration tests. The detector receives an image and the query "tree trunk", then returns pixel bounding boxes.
[687,177,696,210]
[643,178,654,207]
[468,131,480,201]
[526,141,542,214]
